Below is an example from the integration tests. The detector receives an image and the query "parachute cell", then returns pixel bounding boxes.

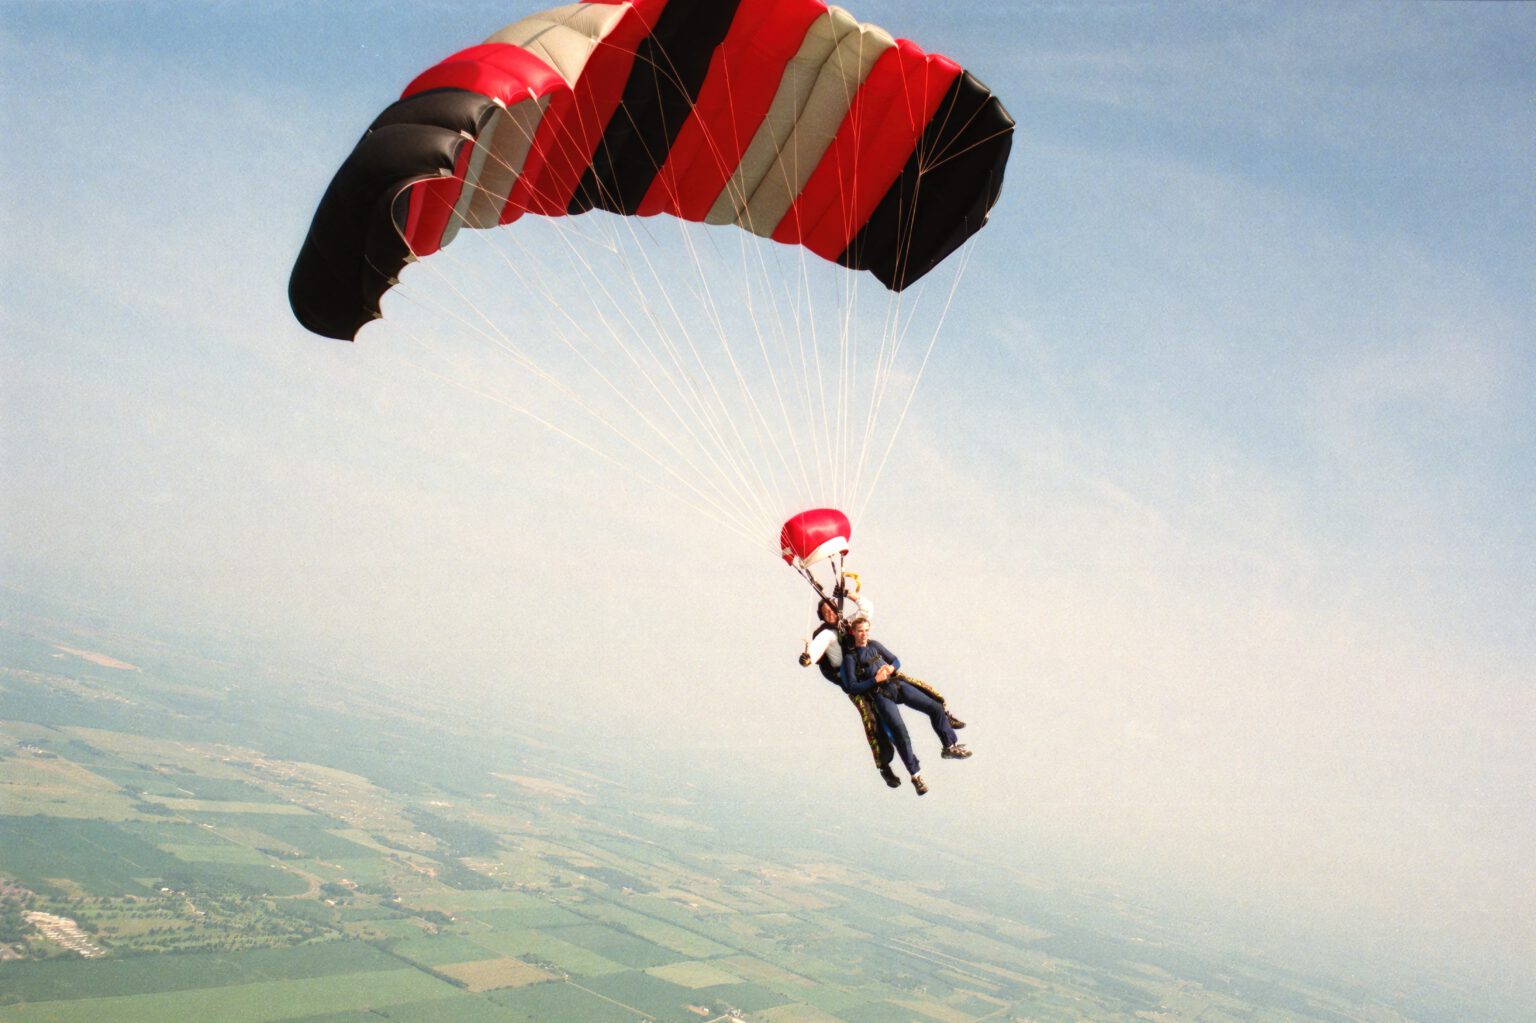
[289,0,1014,341]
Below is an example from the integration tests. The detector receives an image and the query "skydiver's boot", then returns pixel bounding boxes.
[879,765,902,788]
[948,713,966,730]
[912,775,929,796]
[942,744,973,759]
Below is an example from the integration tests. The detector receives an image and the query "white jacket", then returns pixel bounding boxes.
[803,594,874,669]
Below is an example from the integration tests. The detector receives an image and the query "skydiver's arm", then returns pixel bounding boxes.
[870,640,900,673]
[804,629,835,666]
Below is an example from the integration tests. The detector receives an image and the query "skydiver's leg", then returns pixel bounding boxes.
[891,681,959,749]
[895,672,965,730]
[874,724,899,787]
[849,693,900,787]
[848,693,885,767]
[898,672,945,704]
[871,693,920,777]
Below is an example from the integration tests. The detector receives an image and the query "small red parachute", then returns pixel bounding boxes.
[780,508,853,603]
[780,508,851,568]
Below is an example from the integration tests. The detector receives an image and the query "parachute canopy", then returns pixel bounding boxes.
[289,0,1014,340]
[780,507,851,568]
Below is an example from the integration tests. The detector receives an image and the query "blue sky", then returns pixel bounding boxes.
[3,1,1534,1009]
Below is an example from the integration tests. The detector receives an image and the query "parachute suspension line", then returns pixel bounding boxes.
[583,180,784,532]
[780,177,833,510]
[416,208,762,535]
[840,49,964,519]
[645,216,785,520]
[616,230,784,535]
[839,264,862,514]
[499,210,772,530]
[848,267,906,513]
[600,224,782,534]
[386,315,761,546]
[613,40,821,534]
[446,116,780,535]
[852,239,975,526]
[604,215,785,537]
[418,366,760,547]
[665,202,803,525]
[732,218,821,508]
[711,191,820,509]
[542,40,796,540]
[852,106,978,518]
[755,35,841,511]
[802,248,835,508]
[794,564,833,606]
[782,228,830,503]
[670,213,805,521]
[395,200,771,543]
[705,57,820,507]
[848,182,930,510]
[847,34,927,522]
[835,23,877,514]
[576,99,809,546]
[540,85,787,536]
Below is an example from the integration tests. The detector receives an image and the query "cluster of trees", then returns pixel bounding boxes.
[0,894,33,944]
[404,808,503,858]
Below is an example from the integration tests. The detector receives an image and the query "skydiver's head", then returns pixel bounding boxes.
[818,599,838,625]
[849,617,871,646]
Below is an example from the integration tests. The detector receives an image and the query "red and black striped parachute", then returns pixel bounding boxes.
[289,0,1014,341]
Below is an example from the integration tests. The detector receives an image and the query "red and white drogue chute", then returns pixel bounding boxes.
[780,507,853,608]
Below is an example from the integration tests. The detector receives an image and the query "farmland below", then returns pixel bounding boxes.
[0,605,1490,1023]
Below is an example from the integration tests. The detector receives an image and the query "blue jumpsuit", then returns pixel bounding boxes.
[839,639,959,775]
[811,623,895,770]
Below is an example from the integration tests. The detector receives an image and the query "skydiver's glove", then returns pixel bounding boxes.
[798,653,813,667]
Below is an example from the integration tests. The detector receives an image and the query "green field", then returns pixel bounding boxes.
[0,941,398,1002]
[466,927,631,977]
[387,934,502,968]
[0,817,182,895]
[87,769,284,804]
[539,922,681,969]
[365,996,532,1023]
[0,969,458,1023]
[487,981,644,1023]
[645,958,742,988]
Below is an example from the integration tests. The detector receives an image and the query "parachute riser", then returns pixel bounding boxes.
[794,557,848,614]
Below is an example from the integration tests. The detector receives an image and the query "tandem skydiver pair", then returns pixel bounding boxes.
[796,564,972,797]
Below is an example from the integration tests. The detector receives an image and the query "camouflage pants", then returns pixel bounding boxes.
[848,673,947,768]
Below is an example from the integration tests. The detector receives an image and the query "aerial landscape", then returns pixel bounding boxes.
[3,3,1533,1022]
[0,600,1505,1023]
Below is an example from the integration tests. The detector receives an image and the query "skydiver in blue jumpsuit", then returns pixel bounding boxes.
[838,617,972,796]
[802,597,902,788]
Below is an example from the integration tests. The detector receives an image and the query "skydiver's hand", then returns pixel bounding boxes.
[875,665,894,683]
[798,653,813,667]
